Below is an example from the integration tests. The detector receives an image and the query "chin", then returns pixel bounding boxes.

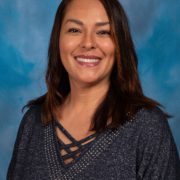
[78,76,106,86]
[80,79,98,85]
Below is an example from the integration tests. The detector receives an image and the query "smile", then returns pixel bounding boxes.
[75,56,101,67]
[76,58,100,63]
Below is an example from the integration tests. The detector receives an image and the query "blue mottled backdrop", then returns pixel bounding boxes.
[0,0,179,179]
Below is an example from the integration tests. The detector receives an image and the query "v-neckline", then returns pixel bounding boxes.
[44,122,119,180]
[44,108,143,180]
[53,119,99,169]
[54,119,98,143]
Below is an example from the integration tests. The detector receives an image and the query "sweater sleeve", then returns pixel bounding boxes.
[7,106,38,180]
[137,108,180,180]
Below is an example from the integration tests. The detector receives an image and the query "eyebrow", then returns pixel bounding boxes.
[65,19,110,26]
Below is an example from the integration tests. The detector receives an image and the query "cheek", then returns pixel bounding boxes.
[59,35,80,55]
[99,40,115,57]
[59,36,79,71]
[60,40,74,55]
[103,41,115,70]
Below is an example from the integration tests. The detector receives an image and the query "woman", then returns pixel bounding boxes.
[7,0,179,179]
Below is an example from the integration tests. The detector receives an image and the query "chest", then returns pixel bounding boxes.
[25,123,138,180]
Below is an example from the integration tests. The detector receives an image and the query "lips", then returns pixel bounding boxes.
[74,55,101,67]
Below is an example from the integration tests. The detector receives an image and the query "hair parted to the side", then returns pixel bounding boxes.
[24,0,165,132]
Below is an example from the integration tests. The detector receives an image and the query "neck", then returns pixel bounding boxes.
[66,80,110,113]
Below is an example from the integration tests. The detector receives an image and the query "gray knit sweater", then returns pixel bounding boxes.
[7,106,180,180]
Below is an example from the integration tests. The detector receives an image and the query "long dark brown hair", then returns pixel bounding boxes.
[25,0,164,132]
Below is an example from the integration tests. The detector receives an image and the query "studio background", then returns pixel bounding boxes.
[0,0,179,179]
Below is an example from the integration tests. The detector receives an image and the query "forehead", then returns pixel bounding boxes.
[63,0,109,24]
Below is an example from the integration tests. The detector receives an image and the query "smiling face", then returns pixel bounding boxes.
[59,0,115,87]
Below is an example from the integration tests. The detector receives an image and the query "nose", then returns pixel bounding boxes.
[81,32,96,50]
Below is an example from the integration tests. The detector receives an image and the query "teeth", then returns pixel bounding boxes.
[76,58,99,63]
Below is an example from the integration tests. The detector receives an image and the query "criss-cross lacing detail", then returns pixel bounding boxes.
[54,120,97,167]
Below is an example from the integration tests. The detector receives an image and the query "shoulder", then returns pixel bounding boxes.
[136,107,170,134]
[134,108,180,179]
[137,106,166,121]
[134,106,176,149]
[19,105,42,132]
[7,105,43,178]
[115,106,170,139]
[114,107,172,149]
[14,105,42,149]
[117,106,172,143]
[23,105,41,121]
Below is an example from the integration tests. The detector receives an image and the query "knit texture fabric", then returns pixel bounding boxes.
[7,106,180,180]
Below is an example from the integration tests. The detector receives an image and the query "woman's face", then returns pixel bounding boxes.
[59,0,115,86]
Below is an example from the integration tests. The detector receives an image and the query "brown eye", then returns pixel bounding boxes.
[97,30,111,36]
[68,28,81,33]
